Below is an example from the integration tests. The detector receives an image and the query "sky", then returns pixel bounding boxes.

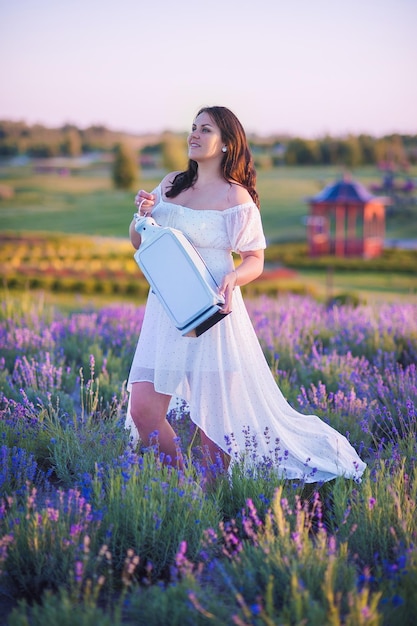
[1,0,416,138]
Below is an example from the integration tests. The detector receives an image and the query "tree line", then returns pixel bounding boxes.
[1,120,416,168]
[0,121,133,158]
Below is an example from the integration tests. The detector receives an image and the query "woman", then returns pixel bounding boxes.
[125,106,366,484]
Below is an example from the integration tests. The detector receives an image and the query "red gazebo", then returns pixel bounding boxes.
[306,178,385,258]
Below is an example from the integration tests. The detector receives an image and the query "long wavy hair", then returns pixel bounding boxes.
[165,106,260,209]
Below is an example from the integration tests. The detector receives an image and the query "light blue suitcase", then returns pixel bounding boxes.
[134,215,228,337]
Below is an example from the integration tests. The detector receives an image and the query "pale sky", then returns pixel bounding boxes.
[1,0,416,138]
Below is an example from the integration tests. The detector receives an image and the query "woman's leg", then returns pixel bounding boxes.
[129,381,183,468]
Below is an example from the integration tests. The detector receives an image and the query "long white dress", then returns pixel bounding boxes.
[126,185,366,483]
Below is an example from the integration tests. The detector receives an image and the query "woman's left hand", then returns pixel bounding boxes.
[219,270,237,314]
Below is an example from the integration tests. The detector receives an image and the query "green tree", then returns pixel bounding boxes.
[318,136,333,165]
[357,134,376,165]
[112,142,138,189]
[61,130,82,157]
[0,142,19,157]
[285,138,318,165]
[27,143,59,158]
[335,136,362,167]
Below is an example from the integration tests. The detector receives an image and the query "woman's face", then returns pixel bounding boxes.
[187,111,224,162]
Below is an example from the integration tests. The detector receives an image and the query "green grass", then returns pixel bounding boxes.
[1,162,416,304]
[296,269,417,303]
[0,166,142,237]
[1,163,416,242]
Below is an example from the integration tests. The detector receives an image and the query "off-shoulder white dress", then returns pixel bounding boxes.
[126,185,366,483]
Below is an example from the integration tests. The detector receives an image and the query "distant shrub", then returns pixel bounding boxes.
[112,142,138,190]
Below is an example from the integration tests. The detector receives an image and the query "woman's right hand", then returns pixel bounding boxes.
[135,189,155,216]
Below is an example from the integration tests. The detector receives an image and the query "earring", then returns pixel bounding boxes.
[221,146,227,153]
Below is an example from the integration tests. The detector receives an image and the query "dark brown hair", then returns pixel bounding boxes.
[165,106,260,208]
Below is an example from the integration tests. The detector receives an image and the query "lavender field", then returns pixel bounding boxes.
[1,293,416,625]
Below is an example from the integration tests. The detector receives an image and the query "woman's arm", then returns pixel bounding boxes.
[219,248,264,313]
[129,218,142,250]
[234,249,264,286]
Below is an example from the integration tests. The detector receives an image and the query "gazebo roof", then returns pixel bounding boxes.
[309,179,375,204]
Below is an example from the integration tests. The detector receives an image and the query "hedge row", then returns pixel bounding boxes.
[265,243,417,273]
[2,274,151,299]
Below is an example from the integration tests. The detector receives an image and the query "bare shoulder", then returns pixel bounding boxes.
[160,171,182,194]
[227,183,253,206]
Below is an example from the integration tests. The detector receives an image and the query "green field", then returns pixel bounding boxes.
[1,162,416,304]
[1,163,417,242]
[296,269,417,303]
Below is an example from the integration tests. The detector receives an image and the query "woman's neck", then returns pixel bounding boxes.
[193,161,224,188]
